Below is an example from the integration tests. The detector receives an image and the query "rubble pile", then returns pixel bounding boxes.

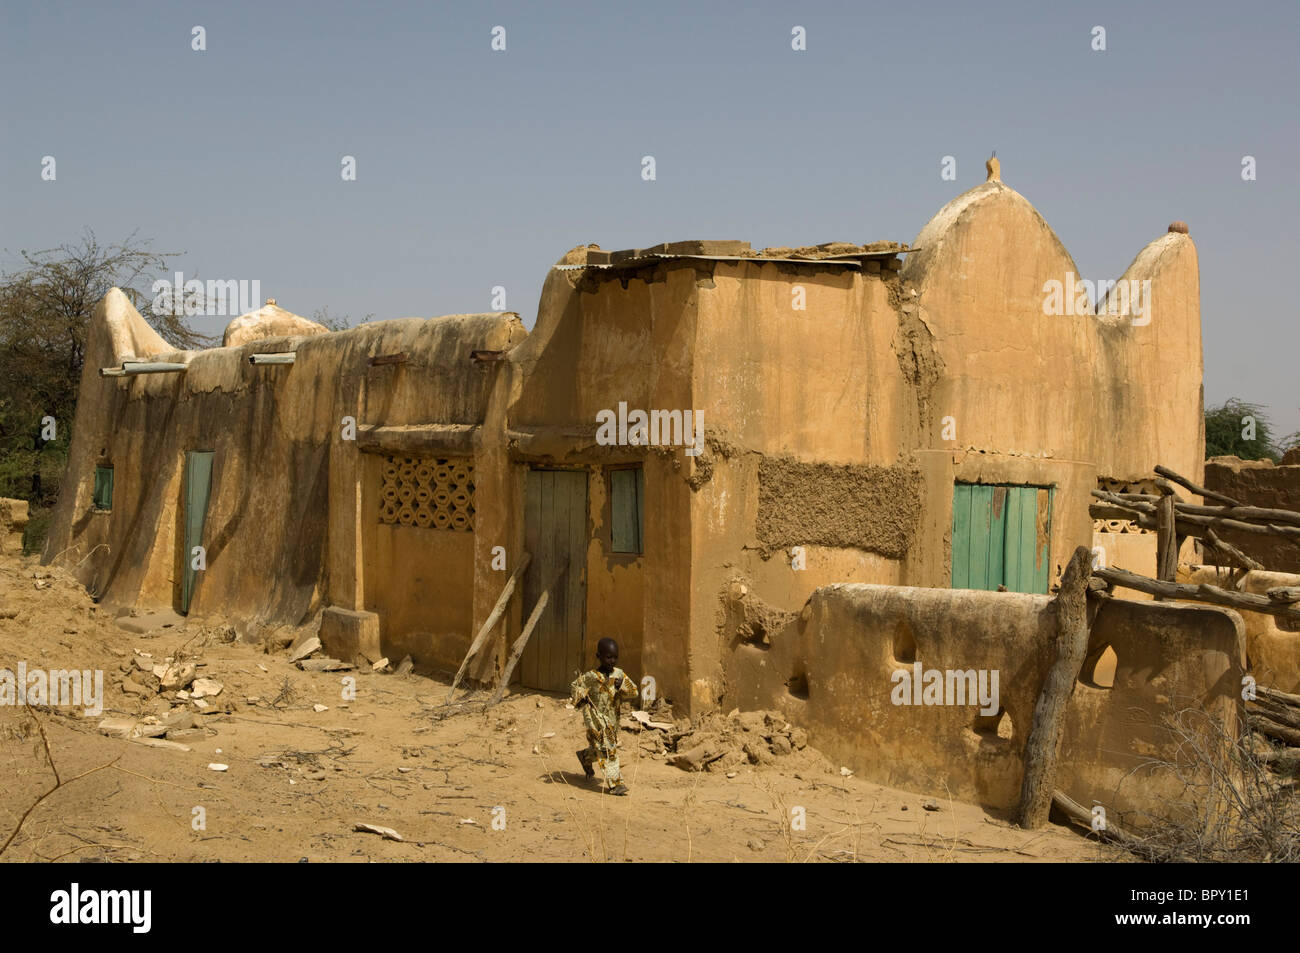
[624,707,814,773]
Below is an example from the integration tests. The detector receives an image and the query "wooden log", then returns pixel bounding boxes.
[1204,528,1264,572]
[1090,489,1156,514]
[1154,464,1239,507]
[1177,503,1300,528]
[1266,586,1300,604]
[486,591,550,707]
[1258,684,1300,708]
[446,552,531,702]
[1093,566,1300,625]
[1153,476,1184,500]
[1247,698,1300,732]
[1156,493,1178,586]
[1051,790,1148,853]
[1167,510,1300,542]
[1089,503,1145,521]
[1247,712,1300,747]
[1018,546,1092,830]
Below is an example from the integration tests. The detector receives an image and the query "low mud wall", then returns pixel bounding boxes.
[728,583,1244,829]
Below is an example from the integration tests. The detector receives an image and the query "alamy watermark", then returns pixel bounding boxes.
[152,272,261,317]
[1,662,104,716]
[596,402,703,456]
[890,663,1000,716]
[1042,271,1150,325]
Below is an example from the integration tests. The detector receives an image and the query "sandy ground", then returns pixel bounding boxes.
[0,551,1117,863]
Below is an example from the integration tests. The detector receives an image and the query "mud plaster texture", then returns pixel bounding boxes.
[755,457,922,559]
[1204,456,1300,573]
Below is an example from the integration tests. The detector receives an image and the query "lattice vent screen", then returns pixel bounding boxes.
[378,455,475,531]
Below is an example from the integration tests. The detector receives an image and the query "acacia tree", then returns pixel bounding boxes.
[1204,398,1294,461]
[0,230,212,507]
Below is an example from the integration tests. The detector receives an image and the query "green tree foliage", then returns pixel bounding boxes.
[0,231,212,510]
[1204,398,1289,461]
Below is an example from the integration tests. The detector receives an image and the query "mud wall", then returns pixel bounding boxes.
[45,291,523,661]
[900,180,1203,488]
[1185,567,1300,693]
[728,583,1243,828]
[755,458,921,558]
[502,260,700,704]
[1204,458,1300,573]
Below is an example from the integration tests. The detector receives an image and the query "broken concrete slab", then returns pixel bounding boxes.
[288,635,321,663]
[190,677,223,698]
[166,728,206,742]
[354,822,402,842]
[319,606,380,665]
[97,716,136,738]
[131,737,191,752]
[298,658,353,672]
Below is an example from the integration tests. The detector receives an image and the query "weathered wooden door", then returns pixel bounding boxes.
[181,451,215,613]
[951,483,1052,593]
[521,469,588,692]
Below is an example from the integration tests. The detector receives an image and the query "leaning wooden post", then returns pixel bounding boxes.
[1155,489,1178,592]
[1017,545,1092,830]
[487,590,551,708]
[446,552,531,702]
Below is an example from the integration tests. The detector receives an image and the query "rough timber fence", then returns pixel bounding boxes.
[1090,463,1300,752]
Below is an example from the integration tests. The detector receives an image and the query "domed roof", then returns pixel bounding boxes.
[222,299,328,347]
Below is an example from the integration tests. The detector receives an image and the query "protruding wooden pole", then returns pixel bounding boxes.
[1017,546,1092,830]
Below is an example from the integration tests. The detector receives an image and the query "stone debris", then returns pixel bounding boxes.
[664,709,812,773]
[208,763,229,771]
[98,716,136,738]
[371,657,390,672]
[393,654,414,677]
[159,662,197,691]
[288,635,322,663]
[354,822,403,842]
[313,703,329,713]
[190,677,223,698]
[298,657,353,672]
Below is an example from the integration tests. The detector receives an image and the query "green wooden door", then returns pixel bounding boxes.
[951,483,1052,593]
[182,451,215,614]
[521,469,588,692]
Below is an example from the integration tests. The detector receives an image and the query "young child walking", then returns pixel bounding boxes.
[570,637,639,795]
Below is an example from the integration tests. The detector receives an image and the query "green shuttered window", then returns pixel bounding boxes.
[951,483,1053,594]
[92,466,114,511]
[610,467,644,554]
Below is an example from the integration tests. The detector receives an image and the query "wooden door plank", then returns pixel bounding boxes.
[565,471,588,686]
[951,483,972,589]
[548,471,571,691]
[521,470,542,689]
[1034,487,1053,594]
[1002,486,1024,592]
[968,484,993,590]
[183,451,214,614]
[1015,487,1039,593]
[989,486,1007,589]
